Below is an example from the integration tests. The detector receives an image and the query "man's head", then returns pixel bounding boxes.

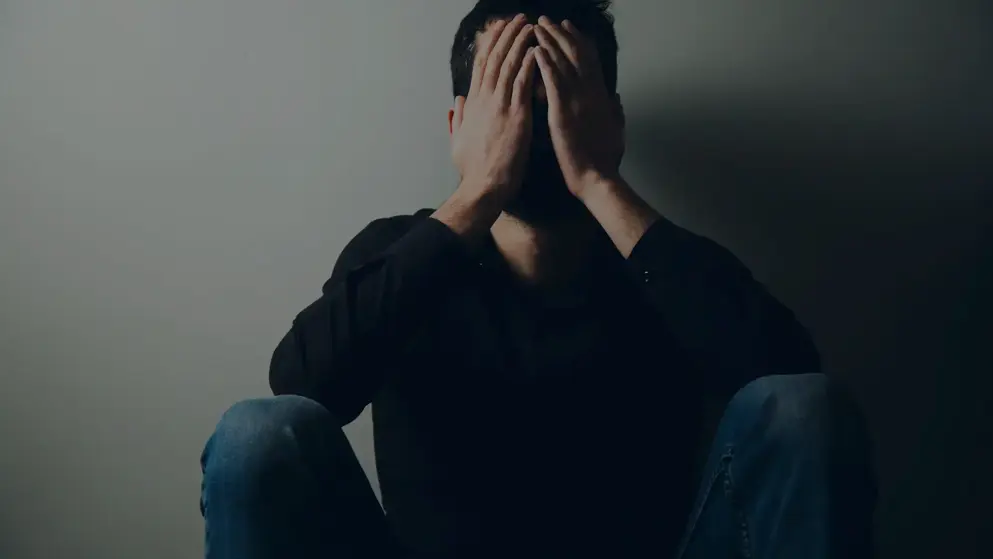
[449,0,620,224]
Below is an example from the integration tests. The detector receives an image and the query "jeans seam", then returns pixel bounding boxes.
[673,445,734,559]
[722,448,753,558]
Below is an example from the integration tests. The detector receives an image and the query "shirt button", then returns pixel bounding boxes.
[643,269,650,283]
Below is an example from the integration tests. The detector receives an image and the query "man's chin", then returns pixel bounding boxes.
[503,187,585,225]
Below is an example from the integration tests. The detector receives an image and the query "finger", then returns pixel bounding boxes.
[537,16,581,68]
[468,19,508,98]
[453,95,466,131]
[534,25,574,79]
[559,21,592,62]
[560,20,589,53]
[483,14,528,89]
[533,46,562,112]
[511,47,538,108]
[498,23,534,95]
[561,20,602,78]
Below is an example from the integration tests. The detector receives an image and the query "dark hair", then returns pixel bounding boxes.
[450,0,618,98]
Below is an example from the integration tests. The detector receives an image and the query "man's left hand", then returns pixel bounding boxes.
[533,17,624,200]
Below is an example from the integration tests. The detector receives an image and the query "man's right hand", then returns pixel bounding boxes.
[434,14,538,239]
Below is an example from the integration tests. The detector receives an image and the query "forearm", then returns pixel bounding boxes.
[576,174,660,258]
[579,173,819,385]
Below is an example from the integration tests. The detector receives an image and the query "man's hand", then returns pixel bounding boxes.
[434,14,538,240]
[533,17,658,257]
[451,14,538,204]
[533,17,624,201]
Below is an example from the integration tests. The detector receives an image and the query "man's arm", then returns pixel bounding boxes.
[580,174,822,390]
[533,18,819,393]
[269,213,481,425]
[271,16,540,425]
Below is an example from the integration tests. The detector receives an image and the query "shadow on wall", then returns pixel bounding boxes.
[622,93,992,558]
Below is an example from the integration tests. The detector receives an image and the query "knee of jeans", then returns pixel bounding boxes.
[201,394,332,479]
[727,373,842,443]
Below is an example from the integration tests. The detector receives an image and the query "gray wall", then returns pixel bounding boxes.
[1,1,989,558]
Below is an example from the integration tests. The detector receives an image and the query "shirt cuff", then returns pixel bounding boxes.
[624,217,698,287]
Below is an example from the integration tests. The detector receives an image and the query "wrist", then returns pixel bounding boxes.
[575,172,660,258]
[574,171,626,205]
[432,183,506,242]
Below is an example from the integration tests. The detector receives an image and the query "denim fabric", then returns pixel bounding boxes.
[674,374,876,559]
[201,373,875,558]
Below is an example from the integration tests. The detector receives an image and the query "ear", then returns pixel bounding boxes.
[613,93,625,130]
[449,95,466,138]
[614,93,626,161]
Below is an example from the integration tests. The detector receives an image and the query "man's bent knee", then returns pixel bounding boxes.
[201,395,338,482]
[726,373,859,442]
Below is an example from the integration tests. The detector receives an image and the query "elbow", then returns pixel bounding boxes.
[269,330,304,397]
[268,329,368,426]
[323,398,367,427]
[798,331,822,373]
[773,323,822,375]
[786,341,822,375]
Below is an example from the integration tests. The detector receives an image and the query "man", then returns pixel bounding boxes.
[200,1,876,558]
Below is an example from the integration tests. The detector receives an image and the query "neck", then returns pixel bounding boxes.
[490,211,599,289]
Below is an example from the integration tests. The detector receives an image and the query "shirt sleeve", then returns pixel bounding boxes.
[625,218,821,394]
[269,213,477,425]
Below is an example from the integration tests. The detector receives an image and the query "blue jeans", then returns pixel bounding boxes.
[201,373,876,558]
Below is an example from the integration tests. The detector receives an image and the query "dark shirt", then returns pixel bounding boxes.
[269,209,820,558]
